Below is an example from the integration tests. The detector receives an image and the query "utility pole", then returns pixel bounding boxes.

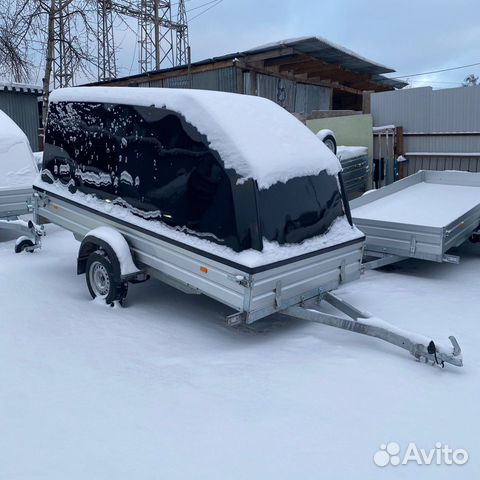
[107,0,189,75]
[52,0,74,88]
[97,0,117,81]
[137,0,173,72]
[176,0,189,66]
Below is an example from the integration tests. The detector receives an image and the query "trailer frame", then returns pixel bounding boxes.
[31,185,464,368]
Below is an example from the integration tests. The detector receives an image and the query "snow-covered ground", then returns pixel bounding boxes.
[1,225,478,479]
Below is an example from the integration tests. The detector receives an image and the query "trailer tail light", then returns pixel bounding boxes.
[200,266,208,274]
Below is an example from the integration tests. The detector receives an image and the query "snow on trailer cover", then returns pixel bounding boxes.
[32,87,462,368]
[0,110,37,217]
[0,110,42,250]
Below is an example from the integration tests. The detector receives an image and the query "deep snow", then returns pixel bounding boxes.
[1,225,479,480]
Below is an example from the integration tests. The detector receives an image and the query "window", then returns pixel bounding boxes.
[44,101,240,250]
[257,172,344,245]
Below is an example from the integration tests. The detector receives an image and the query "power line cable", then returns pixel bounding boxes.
[189,0,223,21]
[391,61,480,79]
[187,0,222,13]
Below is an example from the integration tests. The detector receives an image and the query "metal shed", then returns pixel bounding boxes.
[0,83,42,151]
[87,36,406,115]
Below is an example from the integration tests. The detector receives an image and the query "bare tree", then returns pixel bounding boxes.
[0,1,32,82]
[0,0,100,123]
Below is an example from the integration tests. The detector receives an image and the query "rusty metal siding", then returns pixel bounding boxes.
[0,91,40,150]
[137,67,238,92]
[126,67,332,114]
[295,83,331,113]
[255,74,331,113]
[256,74,296,111]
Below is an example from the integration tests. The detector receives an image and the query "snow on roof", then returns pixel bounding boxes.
[0,109,29,144]
[247,36,392,73]
[336,146,368,162]
[0,82,43,94]
[50,87,341,189]
[0,110,37,189]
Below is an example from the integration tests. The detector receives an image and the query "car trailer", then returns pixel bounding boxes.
[31,187,463,369]
[350,170,480,270]
[0,187,44,252]
[30,87,464,369]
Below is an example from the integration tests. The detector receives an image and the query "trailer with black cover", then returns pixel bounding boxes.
[32,87,463,368]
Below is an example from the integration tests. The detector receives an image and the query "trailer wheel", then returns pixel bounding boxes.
[14,238,35,253]
[86,250,128,305]
[469,232,480,244]
[322,134,337,155]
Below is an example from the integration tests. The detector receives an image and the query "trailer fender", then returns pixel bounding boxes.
[77,226,141,281]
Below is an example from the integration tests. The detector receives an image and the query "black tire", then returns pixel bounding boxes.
[85,250,128,304]
[14,239,35,254]
[469,233,480,244]
[322,134,337,155]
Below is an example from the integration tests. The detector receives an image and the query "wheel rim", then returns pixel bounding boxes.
[324,138,336,153]
[89,261,110,298]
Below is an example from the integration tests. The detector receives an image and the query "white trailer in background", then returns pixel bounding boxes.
[0,110,42,251]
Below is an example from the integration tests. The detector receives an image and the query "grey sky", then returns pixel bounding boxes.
[114,0,480,89]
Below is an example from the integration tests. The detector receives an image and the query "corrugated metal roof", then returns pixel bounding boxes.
[245,37,407,89]
[0,82,43,95]
[86,36,406,90]
[370,75,407,89]
[247,36,393,75]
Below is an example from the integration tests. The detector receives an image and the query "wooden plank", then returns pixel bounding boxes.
[243,47,295,64]
[251,71,257,96]
[236,66,243,94]
[105,59,236,86]
[362,90,372,114]
[279,60,341,75]
[241,60,363,94]
[264,54,310,68]
[394,126,404,155]
[305,110,360,120]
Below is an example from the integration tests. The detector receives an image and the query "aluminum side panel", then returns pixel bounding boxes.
[351,170,480,261]
[352,219,444,260]
[36,194,247,310]
[443,205,480,251]
[249,242,363,313]
[0,188,32,218]
[35,191,364,319]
